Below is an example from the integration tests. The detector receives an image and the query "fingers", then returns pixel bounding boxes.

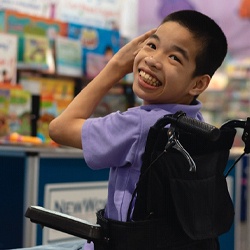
[132,28,157,56]
[143,28,157,39]
[136,28,157,45]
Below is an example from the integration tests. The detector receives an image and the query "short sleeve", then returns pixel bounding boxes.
[81,110,141,170]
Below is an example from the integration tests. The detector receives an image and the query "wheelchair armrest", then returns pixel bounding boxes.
[25,206,102,242]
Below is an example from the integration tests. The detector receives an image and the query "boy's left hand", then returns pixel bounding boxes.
[109,28,157,77]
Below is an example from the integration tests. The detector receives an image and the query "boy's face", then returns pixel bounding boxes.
[133,21,207,105]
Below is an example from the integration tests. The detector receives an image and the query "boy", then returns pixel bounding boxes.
[48,10,227,250]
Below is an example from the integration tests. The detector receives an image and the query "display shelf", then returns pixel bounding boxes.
[199,67,250,148]
[199,88,227,127]
[224,77,250,121]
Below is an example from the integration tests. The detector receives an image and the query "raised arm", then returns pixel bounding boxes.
[49,29,156,149]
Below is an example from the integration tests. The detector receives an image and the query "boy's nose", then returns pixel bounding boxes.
[145,56,162,69]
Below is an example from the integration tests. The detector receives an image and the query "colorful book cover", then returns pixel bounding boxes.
[0,84,31,136]
[39,77,74,143]
[0,87,10,136]
[23,34,50,69]
[86,52,108,78]
[68,23,120,77]
[9,87,31,135]
[55,36,82,77]
[0,87,10,113]
[39,77,75,116]
[0,33,18,84]
[0,11,5,32]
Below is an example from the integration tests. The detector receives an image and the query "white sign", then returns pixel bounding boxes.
[55,0,121,29]
[43,181,108,244]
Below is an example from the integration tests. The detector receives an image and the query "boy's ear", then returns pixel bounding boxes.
[189,75,210,96]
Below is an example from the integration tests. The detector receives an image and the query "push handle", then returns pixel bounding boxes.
[153,111,220,141]
[174,115,221,141]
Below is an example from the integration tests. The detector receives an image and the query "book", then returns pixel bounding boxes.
[55,36,82,77]
[0,33,18,84]
[9,87,31,135]
[23,34,50,70]
[86,52,107,79]
[68,23,120,77]
[0,87,10,137]
[0,84,31,136]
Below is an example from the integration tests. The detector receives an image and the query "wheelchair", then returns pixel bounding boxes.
[25,111,250,250]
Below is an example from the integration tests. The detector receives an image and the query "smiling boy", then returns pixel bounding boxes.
[49,10,227,250]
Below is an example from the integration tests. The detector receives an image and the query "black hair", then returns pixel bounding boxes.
[162,10,228,77]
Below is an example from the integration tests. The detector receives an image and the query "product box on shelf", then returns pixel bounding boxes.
[55,36,83,77]
[68,23,120,78]
[0,84,31,137]
[23,34,51,70]
[0,33,18,84]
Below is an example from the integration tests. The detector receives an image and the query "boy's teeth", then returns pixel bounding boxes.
[139,71,161,86]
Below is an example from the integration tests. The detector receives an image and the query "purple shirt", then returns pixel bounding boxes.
[82,102,203,249]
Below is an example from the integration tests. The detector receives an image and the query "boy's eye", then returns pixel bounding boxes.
[147,42,156,50]
[169,55,180,62]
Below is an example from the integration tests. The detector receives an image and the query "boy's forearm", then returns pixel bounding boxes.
[62,60,124,119]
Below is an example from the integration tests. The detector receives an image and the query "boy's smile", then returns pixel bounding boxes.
[133,21,206,105]
[138,69,162,88]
